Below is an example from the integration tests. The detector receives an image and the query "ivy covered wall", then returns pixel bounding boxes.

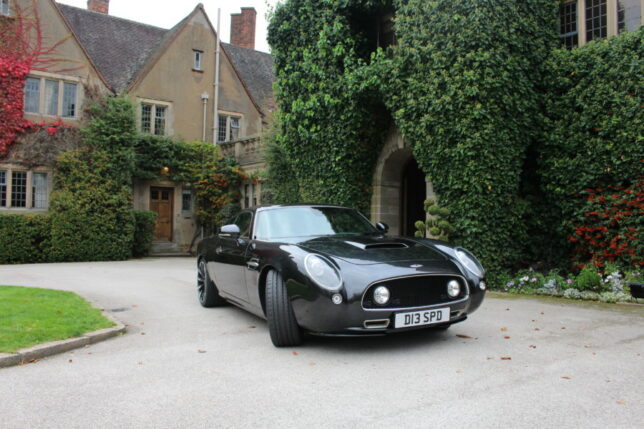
[268,0,642,274]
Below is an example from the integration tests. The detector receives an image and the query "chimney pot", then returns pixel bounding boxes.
[230,7,256,50]
[87,0,109,14]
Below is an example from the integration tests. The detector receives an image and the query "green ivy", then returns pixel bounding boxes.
[268,0,557,272]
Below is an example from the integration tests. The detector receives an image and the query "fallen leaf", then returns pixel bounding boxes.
[140,322,144,325]
[486,356,494,360]
[561,326,566,330]
[141,332,146,335]
[500,327,508,331]
[500,356,512,360]
[198,349,207,353]
[584,345,592,348]
[505,308,510,311]
[28,358,39,363]
[561,376,571,380]
[248,325,256,329]
[456,334,472,339]
[534,328,541,331]
[616,401,625,405]
[132,304,138,307]
[68,359,73,363]
[540,312,544,315]
[309,362,316,366]
[456,369,463,373]
[531,319,537,322]
[137,361,143,365]
[503,336,511,339]
[529,345,537,349]
[292,351,298,356]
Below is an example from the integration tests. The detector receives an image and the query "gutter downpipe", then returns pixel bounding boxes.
[212,8,221,145]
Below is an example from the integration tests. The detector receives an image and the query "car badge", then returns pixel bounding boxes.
[410,264,423,268]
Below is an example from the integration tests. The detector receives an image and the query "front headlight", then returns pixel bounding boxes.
[304,254,343,291]
[455,248,485,278]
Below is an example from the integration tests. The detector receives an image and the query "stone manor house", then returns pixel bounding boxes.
[1,0,642,248]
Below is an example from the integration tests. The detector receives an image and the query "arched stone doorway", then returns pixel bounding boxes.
[371,128,435,236]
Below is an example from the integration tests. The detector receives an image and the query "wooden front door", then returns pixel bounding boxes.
[150,187,173,241]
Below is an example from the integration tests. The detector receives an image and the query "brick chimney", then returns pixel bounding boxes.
[87,0,109,14]
[230,7,256,50]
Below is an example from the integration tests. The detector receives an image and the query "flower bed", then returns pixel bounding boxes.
[496,265,643,304]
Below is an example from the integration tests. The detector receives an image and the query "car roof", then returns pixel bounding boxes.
[252,204,355,212]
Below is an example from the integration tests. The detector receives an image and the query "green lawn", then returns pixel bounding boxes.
[0,286,114,353]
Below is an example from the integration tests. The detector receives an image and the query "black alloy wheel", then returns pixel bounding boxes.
[197,259,226,307]
[266,269,302,347]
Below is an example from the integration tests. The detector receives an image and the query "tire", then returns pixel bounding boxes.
[266,269,302,347]
[197,259,226,307]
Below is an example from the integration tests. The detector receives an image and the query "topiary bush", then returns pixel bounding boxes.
[132,210,157,257]
[0,213,51,264]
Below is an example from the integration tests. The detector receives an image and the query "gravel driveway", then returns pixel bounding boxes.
[0,258,642,429]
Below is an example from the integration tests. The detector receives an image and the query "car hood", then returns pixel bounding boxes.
[297,235,448,265]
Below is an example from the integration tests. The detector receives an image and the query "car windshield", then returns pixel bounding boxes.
[254,206,378,240]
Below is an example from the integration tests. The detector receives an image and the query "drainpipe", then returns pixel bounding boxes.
[212,8,221,145]
[201,92,209,142]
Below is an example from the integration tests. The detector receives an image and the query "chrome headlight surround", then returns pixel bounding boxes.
[455,248,485,278]
[304,254,343,291]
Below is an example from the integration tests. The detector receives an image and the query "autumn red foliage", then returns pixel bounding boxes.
[0,1,80,155]
[570,179,644,268]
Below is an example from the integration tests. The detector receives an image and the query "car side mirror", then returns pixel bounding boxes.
[376,222,389,233]
[220,224,241,238]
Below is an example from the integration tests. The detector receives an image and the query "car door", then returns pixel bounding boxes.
[211,211,253,303]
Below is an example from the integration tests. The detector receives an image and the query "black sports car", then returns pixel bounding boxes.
[197,205,486,347]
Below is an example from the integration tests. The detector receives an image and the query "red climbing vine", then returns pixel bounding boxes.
[0,0,81,155]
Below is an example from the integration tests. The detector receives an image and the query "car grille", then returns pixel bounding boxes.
[362,275,467,309]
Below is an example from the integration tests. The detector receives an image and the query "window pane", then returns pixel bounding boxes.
[194,51,202,70]
[559,2,578,48]
[230,117,240,140]
[62,82,77,117]
[0,170,6,207]
[154,106,166,136]
[618,0,641,33]
[182,189,192,211]
[32,172,48,209]
[244,184,250,208]
[141,104,152,133]
[44,80,59,116]
[1,0,10,16]
[586,0,607,42]
[251,183,257,207]
[11,171,27,208]
[217,115,228,142]
[24,77,40,113]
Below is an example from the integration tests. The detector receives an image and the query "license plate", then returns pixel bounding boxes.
[394,307,450,328]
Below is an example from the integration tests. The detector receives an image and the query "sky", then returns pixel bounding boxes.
[56,0,281,53]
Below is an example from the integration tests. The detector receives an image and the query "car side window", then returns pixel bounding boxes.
[234,211,253,238]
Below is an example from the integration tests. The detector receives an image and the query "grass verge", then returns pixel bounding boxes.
[0,286,114,353]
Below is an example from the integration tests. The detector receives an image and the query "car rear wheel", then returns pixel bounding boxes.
[197,259,226,307]
[266,269,302,347]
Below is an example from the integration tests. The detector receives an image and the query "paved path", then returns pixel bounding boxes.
[0,258,642,429]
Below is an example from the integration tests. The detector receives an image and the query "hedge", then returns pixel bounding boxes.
[0,213,51,264]
[133,210,157,257]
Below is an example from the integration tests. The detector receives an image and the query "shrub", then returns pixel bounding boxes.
[132,210,157,257]
[0,213,51,264]
[572,265,605,292]
[563,288,582,299]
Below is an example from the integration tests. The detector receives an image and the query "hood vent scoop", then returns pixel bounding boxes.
[346,241,409,250]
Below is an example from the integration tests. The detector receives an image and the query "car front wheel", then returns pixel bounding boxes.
[197,259,226,308]
[266,269,302,347]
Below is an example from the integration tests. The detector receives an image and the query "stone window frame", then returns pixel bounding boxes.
[23,72,81,119]
[0,165,52,212]
[559,0,641,47]
[242,180,260,209]
[216,111,243,143]
[138,98,172,136]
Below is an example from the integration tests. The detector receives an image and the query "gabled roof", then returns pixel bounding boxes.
[57,3,168,93]
[223,43,275,113]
